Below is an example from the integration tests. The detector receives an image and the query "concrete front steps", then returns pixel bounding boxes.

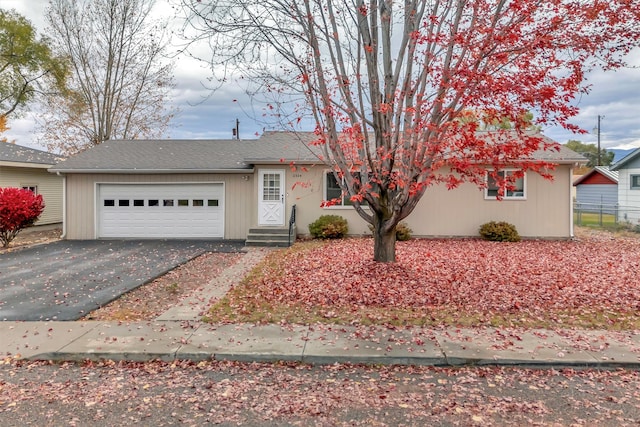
[245,227,296,247]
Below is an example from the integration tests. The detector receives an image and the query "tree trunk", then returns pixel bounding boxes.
[372,222,397,263]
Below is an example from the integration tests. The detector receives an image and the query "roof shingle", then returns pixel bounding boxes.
[0,142,64,165]
[49,131,585,173]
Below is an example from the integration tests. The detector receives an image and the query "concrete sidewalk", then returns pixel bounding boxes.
[1,248,639,369]
[2,321,639,368]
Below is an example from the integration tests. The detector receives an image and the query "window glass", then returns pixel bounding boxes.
[178,199,189,206]
[486,170,525,199]
[118,199,130,207]
[21,185,37,194]
[148,199,159,206]
[208,199,219,207]
[262,173,281,201]
[324,172,355,206]
[163,199,174,207]
[193,199,204,207]
[104,199,115,207]
[133,199,144,207]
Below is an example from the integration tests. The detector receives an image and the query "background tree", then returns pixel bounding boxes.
[41,0,176,155]
[181,0,640,262]
[0,9,68,118]
[0,187,45,248]
[0,115,14,143]
[565,140,614,168]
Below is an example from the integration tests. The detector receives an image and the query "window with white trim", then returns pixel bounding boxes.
[21,185,37,194]
[631,175,640,189]
[485,170,526,199]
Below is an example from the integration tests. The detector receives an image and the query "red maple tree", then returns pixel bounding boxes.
[0,187,45,247]
[183,0,640,261]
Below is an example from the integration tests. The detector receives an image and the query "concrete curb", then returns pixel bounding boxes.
[2,321,639,369]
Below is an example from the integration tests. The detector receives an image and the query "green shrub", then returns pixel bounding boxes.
[395,222,413,241]
[367,221,413,241]
[309,215,348,239]
[479,221,521,242]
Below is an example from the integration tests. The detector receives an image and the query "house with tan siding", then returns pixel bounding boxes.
[49,131,585,244]
[0,142,65,225]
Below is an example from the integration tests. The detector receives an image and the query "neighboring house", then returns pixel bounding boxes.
[610,147,640,223]
[0,142,65,225]
[572,166,618,213]
[49,131,585,243]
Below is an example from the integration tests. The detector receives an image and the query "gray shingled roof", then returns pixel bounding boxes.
[49,131,585,173]
[50,139,258,173]
[0,142,65,166]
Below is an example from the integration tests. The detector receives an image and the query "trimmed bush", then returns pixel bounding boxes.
[309,215,348,239]
[395,222,413,241]
[479,221,520,242]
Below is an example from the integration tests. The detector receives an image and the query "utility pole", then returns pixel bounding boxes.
[596,115,602,166]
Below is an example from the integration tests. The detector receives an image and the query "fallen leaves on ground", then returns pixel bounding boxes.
[0,227,61,253]
[83,252,243,321]
[210,228,640,328]
[1,360,639,426]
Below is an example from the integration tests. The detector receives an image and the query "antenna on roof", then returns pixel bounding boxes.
[232,119,239,140]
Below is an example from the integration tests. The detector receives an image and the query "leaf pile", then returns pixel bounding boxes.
[211,232,640,328]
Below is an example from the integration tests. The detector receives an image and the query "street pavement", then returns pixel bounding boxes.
[1,247,639,369]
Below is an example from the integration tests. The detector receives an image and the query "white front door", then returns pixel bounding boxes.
[258,170,285,226]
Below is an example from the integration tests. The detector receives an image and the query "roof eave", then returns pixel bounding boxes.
[48,168,255,174]
[1,161,54,169]
[244,158,321,165]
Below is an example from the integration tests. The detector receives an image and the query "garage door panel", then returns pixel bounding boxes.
[98,184,224,238]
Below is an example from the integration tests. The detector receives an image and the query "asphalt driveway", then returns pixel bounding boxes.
[0,240,245,321]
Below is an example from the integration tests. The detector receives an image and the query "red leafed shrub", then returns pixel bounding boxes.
[0,187,45,247]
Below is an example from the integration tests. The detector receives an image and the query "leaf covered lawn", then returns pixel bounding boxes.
[209,231,640,329]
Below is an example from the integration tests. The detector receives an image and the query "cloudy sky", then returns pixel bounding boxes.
[3,0,640,152]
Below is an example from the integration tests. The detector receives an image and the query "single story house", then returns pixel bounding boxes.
[572,166,618,214]
[0,141,65,225]
[49,131,585,243]
[610,147,640,223]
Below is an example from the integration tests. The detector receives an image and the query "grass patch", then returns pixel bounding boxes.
[574,211,618,228]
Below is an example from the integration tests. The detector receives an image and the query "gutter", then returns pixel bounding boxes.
[48,168,255,174]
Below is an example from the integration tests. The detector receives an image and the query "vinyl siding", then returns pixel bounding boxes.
[289,165,574,238]
[64,164,574,240]
[575,184,618,212]
[0,166,63,225]
[617,168,640,223]
[64,173,252,239]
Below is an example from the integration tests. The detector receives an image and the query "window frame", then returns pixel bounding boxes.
[630,174,640,190]
[21,185,38,194]
[484,169,527,200]
[323,171,356,208]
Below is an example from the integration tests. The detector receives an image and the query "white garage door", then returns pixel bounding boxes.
[98,183,224,238]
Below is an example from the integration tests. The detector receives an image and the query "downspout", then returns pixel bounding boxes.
[569,165,575,238]
[57,172,66,239]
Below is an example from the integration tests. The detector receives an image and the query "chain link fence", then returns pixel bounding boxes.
[574,202,640,230]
